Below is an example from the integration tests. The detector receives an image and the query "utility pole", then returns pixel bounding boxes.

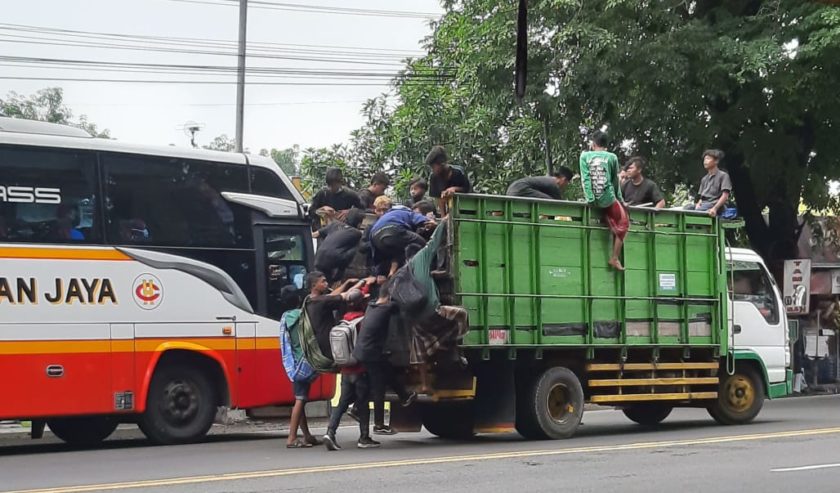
[235,0,248,153]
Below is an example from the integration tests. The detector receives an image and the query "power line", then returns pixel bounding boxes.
[67,99,370,107]
[0,23,425,56]
[163,0,440,19]
[0,76,446,86]
[0,56,453,86]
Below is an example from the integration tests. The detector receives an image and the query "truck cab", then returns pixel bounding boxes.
[727,248,792,401]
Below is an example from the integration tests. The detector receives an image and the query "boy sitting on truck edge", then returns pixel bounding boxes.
[324,284,380,451]
[579,130,628,271]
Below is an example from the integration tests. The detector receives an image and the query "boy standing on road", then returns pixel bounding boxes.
[353,281,417,435]
[579,130,628,271]
[323,284,380,451]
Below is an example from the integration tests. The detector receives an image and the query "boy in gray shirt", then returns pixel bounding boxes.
[686,149,732,217]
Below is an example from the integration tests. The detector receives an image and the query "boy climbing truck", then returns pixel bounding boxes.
[389,194,792,440]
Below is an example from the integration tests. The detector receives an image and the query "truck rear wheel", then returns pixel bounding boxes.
[708,366,763,425]
[516,367,584,440]
[422,402,475,439]
[139,364,218,444]
[622,404,673,426]
[47,417,118,446]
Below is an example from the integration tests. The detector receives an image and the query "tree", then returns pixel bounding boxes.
[346,1,840,266]
[1,87,110,138]
[298,145,365,194]
[259,145,300,177]
[203,134,236,152]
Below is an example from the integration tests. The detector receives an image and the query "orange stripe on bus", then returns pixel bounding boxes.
[0,247,131,261]
[0,337,279,355]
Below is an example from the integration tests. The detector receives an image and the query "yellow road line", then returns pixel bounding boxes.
[7,426,840,493]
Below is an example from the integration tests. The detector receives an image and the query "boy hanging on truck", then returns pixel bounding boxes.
[579,130,628,271]
[352,280,417,435]
[323,284,380,450]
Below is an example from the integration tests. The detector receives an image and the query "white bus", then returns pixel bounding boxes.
[0,117,335,445]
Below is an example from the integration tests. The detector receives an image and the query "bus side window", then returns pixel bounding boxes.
[730,261,780,325]
[0,146,99,244]
[250,167,295,201]
[103,154,253,248]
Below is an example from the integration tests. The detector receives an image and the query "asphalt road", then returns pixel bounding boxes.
[2,395,839,493]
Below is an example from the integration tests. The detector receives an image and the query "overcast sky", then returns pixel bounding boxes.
[1,0,443,151]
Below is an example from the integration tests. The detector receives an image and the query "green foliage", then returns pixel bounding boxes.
[337,0,840,260]
[203,134,236,152]
[259,146,299,177]
[1,87,110,138]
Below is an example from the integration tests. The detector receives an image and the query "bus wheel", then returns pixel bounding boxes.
[422,402,475,440]
[139,364,217,445]
[47,417,118,446]
[708,366,763,425]
[517,367,584,440]
[622,404,673,426]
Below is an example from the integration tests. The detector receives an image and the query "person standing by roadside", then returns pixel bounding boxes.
[323,285,379,450]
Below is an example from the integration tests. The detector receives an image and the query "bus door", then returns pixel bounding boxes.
[251,225,311,404]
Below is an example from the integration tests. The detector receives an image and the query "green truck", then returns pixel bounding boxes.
[391,194,792,439]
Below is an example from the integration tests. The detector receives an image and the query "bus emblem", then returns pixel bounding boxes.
[133,274,163,310]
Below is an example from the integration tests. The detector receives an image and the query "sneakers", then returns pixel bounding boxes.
[357,436,381,449]
[401,392,418,407]
[323,432,341,451]
[347,406,360,423]
[373,425,397,435]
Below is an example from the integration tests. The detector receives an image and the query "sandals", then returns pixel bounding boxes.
[286,439,313,449]
[285,437,321,448]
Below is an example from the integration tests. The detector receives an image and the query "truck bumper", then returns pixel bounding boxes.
[768,369,794,399]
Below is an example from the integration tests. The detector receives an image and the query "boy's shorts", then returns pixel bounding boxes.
[604,201,629,241]
[293,379,313,402]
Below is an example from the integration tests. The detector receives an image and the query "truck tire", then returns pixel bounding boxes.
[707,366,764,425]
[516,367,584,440]
[622,404,673,426]
[139,364,218,445]
[47,417,118,446]
[422,402,475,439]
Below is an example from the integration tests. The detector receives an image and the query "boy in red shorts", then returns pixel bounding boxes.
[580,130,628,271]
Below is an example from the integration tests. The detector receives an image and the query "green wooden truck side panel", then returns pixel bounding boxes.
[451,195,729,352]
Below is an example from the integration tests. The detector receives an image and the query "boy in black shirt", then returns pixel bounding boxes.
[426,146,472,216]
[358,172,391,211]
[621,157,665,208]
[309,167,363,224]
[506,167,574,200]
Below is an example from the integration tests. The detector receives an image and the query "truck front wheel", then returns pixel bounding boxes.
[708,366,764,425]
[47,417,118,446]
[139,364,218,444]
[622,404,673,426]
[516,367,584,440]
